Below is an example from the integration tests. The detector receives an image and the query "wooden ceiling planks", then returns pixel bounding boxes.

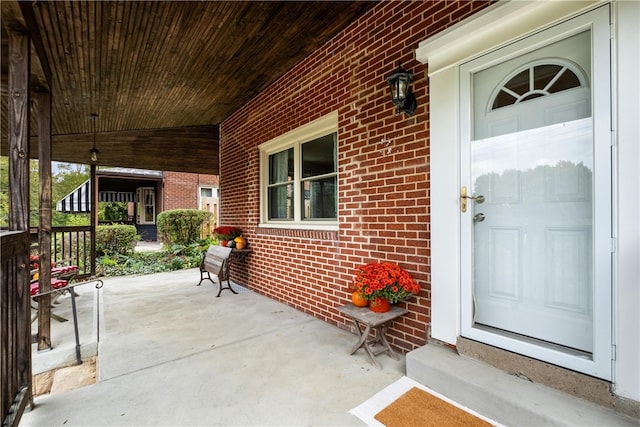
[19,125,220,175]
[1,1,376,174]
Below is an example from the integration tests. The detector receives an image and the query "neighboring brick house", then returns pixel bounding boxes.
[218,0,639,412]
[58,168,219,241]
[163,171,219,213]
[163,171,220,238]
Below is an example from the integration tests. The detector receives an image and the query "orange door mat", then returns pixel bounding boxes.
[350,376,502,427]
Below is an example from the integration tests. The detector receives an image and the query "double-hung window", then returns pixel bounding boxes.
[260,112,338,228]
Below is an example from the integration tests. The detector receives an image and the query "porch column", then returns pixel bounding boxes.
[91,165,97,276]
[7,26,33,411]
[36,90,53,350]
[8,32,31,231]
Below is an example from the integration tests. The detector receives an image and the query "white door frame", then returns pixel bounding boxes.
[136,187,156,225]
[459,8,611,378]
[416,1,614,380]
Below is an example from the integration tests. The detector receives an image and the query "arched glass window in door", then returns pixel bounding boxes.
[490,60,588,110]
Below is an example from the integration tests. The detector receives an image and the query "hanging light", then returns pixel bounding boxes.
[386,61,417,115]
[89,113,99,162]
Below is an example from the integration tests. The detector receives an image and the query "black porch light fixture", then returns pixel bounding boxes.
[386,62,417,116]
[89,113,99,162]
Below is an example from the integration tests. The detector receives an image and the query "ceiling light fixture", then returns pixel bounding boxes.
[89,113,99,162]
[386,61,417,116]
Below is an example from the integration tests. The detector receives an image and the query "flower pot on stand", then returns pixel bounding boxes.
[369,297,391,313]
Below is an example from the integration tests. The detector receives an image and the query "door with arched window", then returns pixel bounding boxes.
[460,8,612,374]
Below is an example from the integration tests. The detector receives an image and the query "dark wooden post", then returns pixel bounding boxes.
[8,36,31,231]
[36,90,53,351]
[91,164,97,276]
[7,27,33,415]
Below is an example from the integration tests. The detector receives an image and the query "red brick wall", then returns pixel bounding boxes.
[198,174,218,187]
[163,172,219,211]
[219,1,491,352]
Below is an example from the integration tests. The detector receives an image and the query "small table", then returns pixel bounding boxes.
[337,303,408,369]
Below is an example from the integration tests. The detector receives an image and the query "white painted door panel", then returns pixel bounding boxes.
[463,27,602,354]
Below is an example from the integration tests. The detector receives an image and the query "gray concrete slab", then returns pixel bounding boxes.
[22,268,405,426]
[134,241,163,252]
[31,281,101,374]
[23,268,639,426]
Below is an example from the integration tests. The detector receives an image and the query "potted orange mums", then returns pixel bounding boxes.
[352,262,421,312]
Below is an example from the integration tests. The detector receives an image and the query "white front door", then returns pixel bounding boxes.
[460,7,612,377]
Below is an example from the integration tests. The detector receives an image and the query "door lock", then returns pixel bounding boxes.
[473,213,486,222]
[460,186,485,213]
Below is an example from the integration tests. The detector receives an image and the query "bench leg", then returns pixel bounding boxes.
[197,269,215,286]
[216,279,238,297]
[31,299,68,323]
[215,259,237,297]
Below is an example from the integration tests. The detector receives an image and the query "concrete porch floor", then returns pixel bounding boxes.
[21,268,638,426]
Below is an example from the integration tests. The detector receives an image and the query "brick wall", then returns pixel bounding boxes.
[219,1,491,352]
[163,171,219,211]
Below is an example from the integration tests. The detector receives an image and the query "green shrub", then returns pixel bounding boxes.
[157,209,213,245]
[101,202,129,222]
[96,224,140,256]
[95,240,211,277]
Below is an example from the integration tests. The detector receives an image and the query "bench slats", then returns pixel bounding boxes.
[202,245,232,276]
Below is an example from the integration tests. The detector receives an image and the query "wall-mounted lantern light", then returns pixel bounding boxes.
[386,62,417,116]
[89,113,100,162]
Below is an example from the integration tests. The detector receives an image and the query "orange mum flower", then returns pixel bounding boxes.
[352,262,420,304]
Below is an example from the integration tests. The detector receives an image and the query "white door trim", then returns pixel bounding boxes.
[416,0,602,76]
[461,8,611,379]
[418,1,613,380]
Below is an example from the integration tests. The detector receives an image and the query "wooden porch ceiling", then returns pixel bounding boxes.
[1,1,376,175]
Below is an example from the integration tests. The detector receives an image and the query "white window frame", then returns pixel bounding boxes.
[258,111,339,230]
[199,186,215,199]
[136,187,156,225]
[198,185,217,208]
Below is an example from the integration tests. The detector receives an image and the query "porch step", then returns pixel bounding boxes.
[406,344,638,426]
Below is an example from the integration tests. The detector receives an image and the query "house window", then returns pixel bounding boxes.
[268,148,294,219]
[136,187,155,224]
[259,112,338,229]
[301,134,337,219]
[199,186,218,214]
[490,60,587,110]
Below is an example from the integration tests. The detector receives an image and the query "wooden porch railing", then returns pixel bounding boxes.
[1,226,93,426]
[1,231,32,427]
[30,226,93,278]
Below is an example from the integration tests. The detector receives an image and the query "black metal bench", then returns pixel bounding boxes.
[197,245,235,297]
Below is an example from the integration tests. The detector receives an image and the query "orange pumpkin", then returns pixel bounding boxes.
[234,236,247,250]
[351,291,368,307]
